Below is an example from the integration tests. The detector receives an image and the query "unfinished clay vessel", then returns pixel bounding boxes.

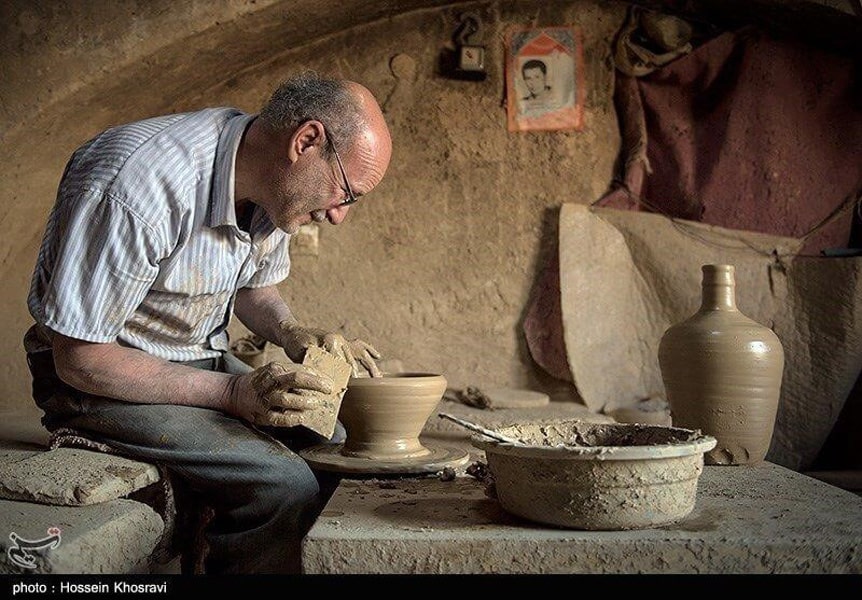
[338,373,446,459]
[472,420,716,530]
[658,264,785,465]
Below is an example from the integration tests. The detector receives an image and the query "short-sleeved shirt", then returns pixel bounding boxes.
[27,107,291,361]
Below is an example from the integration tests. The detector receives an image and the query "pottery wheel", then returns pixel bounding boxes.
[300,443,470,475]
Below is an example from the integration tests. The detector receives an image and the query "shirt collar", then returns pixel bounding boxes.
[210,112,256,229]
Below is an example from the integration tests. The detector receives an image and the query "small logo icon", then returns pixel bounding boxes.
[7,527,62,569]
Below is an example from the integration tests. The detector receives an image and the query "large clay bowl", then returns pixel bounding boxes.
[338,373,447,459]
[472,419,716,530]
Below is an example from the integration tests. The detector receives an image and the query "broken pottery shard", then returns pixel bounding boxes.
[301,346,353,439]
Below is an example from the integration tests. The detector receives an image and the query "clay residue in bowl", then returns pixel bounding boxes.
[501,421,702,448]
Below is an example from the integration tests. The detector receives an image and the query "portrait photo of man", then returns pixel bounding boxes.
[506,26,585,132]
[521,59,553,103]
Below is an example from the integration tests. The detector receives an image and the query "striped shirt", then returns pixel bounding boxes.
[27,108,291,361]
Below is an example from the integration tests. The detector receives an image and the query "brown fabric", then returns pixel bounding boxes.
[601,28,861,252]
[525,26,861,386]
[522,239,572,383]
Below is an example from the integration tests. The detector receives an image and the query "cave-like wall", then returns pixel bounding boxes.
[2,0,857,422]
[0,0,625,411]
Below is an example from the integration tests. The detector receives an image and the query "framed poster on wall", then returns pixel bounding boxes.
[505,25,585,132]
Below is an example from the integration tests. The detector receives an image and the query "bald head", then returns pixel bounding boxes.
[343,81,392,185]
[259,73,387,160]
[238,73,392,233]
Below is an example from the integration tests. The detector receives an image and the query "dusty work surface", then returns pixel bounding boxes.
[303,462,862,574]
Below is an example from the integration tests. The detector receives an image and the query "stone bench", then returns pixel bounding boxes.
[0,413,181,574]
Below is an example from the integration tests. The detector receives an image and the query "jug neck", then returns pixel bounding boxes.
[700,264,737,311]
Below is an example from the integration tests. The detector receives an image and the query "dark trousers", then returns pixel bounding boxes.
[26,350,344,574]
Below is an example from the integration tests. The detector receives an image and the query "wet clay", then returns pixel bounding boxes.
[300,372,470,475]
[472,420,716,530]
[248,348,351,437]
[563,422,700,447]
[301,346,353,438]
[338,373,447,460]
[659,264,785,465]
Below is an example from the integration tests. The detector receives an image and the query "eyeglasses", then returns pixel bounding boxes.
[328,136,358,207]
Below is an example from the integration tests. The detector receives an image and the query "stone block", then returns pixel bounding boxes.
[0,498,164,573]
[0,448,160,506]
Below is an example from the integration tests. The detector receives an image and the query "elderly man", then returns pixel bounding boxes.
[24,72,392,573]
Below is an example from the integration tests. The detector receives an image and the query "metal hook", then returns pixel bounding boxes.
[453,12,480,46]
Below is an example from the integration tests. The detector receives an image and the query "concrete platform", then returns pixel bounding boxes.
[303,463,862,574]
[3,400,860,576]
[305,399,862,574]
[302,424,862,575]
[0,498,164,573]
[0,448,160,506]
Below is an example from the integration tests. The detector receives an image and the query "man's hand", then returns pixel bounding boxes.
[278,321,383,377]
[225,361,334,427]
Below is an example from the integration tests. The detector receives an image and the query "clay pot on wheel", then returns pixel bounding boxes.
[299,372,470,475]
[658,264,785,465]
[338,373,447,459]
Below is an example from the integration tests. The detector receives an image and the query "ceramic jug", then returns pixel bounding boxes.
[658,264,784,465]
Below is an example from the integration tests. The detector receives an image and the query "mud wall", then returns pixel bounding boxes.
[1,1,856,415]
[0,0,630,412]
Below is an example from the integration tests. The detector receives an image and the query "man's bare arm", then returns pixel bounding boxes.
[51,333,333,426]
[233,285,296,344]
[53,333,234,409]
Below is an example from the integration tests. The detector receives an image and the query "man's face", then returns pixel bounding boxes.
[523,66,546,96]
[271,127,391,235]
[270,152,350,235]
